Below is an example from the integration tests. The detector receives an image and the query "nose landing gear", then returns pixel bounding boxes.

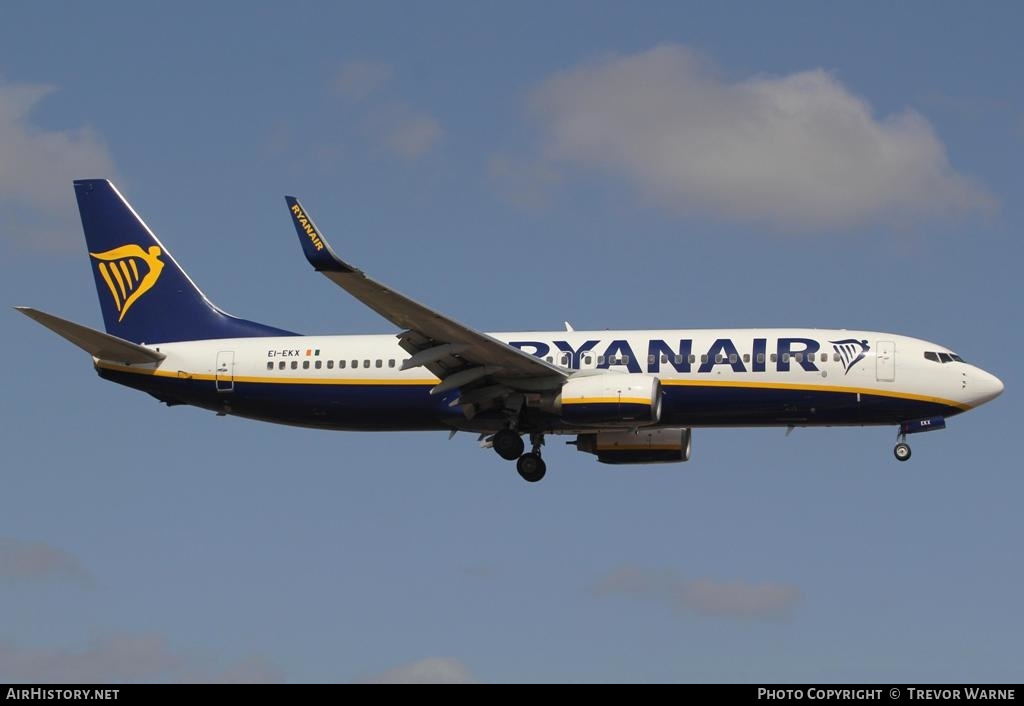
[894,441,912,462]
[893,416,945,461]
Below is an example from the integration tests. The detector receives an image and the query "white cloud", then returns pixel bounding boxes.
[0,77,118,250]
[323,61,442,161]
[386,113,442,160]
[594,566,800,621]
[0,634,178,683]
[0,538,89,583]
[330,61,394,102]
[359,657,474,684]
[0,634,282,684]
[530,45,994,230]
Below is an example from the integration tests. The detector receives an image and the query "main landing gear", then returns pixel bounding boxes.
[492,428,524,461]
[491,429,546,482]
[516,452,546,483]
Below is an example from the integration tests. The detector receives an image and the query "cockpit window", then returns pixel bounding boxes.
[925,351,966,364]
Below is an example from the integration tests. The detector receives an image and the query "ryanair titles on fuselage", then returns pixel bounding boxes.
[508,336,863,375]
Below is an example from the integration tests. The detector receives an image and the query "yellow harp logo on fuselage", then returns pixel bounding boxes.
[90,244,165,322]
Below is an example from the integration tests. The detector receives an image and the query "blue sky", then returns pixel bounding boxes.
[1,1,1021,683]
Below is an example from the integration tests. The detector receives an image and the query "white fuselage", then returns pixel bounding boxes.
[95,328,1004,433]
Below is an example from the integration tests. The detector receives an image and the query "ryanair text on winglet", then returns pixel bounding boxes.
[291,204,324,251]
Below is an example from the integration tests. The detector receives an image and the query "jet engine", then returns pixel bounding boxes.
[575,428,692,464]
[558,373,661,427]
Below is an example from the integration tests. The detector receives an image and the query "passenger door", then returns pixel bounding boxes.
[876,341,895,382]
[215,350,235,392]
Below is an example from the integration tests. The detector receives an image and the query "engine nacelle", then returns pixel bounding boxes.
[575,428,692,465]
[559,374,661,427]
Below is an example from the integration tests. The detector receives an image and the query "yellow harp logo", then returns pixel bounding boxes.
[90,244,165,322]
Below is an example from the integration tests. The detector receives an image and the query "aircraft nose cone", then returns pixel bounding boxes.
[973,368,1004,406]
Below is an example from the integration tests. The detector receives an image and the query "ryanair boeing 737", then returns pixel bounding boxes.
[17,180,1004,482]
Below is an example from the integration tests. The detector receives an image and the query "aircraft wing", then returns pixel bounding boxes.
[285,197,567,411]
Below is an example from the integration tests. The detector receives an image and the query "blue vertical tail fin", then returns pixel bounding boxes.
[74,179,295,344]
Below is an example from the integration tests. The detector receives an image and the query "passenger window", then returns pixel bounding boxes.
[291,361,298,369]
[327,360,334,369]
[648,355,656,365]
[756,353,765,364]
[701,355,708,363]
[715,354,724,363]
[546,356,553,363]
[584,356,592,365]
[351,360,358,369]
[782,353,790,362]
[375,359,382,368]
[674,354,683,364]
[794,353,803,363]
[597,356,605,365]
[820,353,828,363]
[563,354,571,366]
[661,354,668,364]
[834,353,841,362]
[743,353,750,363]
[363,360,370,368]
[688,354,696,364]
[278,361,286,370]
[622,355,630,364]
[266,362,273,370]
[729,354,737,364]
[770,353,777,363]
[388,359,395,368]
[339,360,346,369]
[303,360,310,369]
[315,360,322,369]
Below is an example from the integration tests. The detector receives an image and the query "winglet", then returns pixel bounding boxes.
[284,196,358,274]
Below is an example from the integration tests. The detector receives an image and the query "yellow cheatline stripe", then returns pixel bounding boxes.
[97,263,121,310]
[128,258,139,282]
[95,361,437,386]
[95,362,970,410]
[118,260,134,291]
[660,378,970,411]
[562,397,652,405]
[108,260,127,300]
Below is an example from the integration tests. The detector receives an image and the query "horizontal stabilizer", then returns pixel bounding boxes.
[15,307,166,364]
